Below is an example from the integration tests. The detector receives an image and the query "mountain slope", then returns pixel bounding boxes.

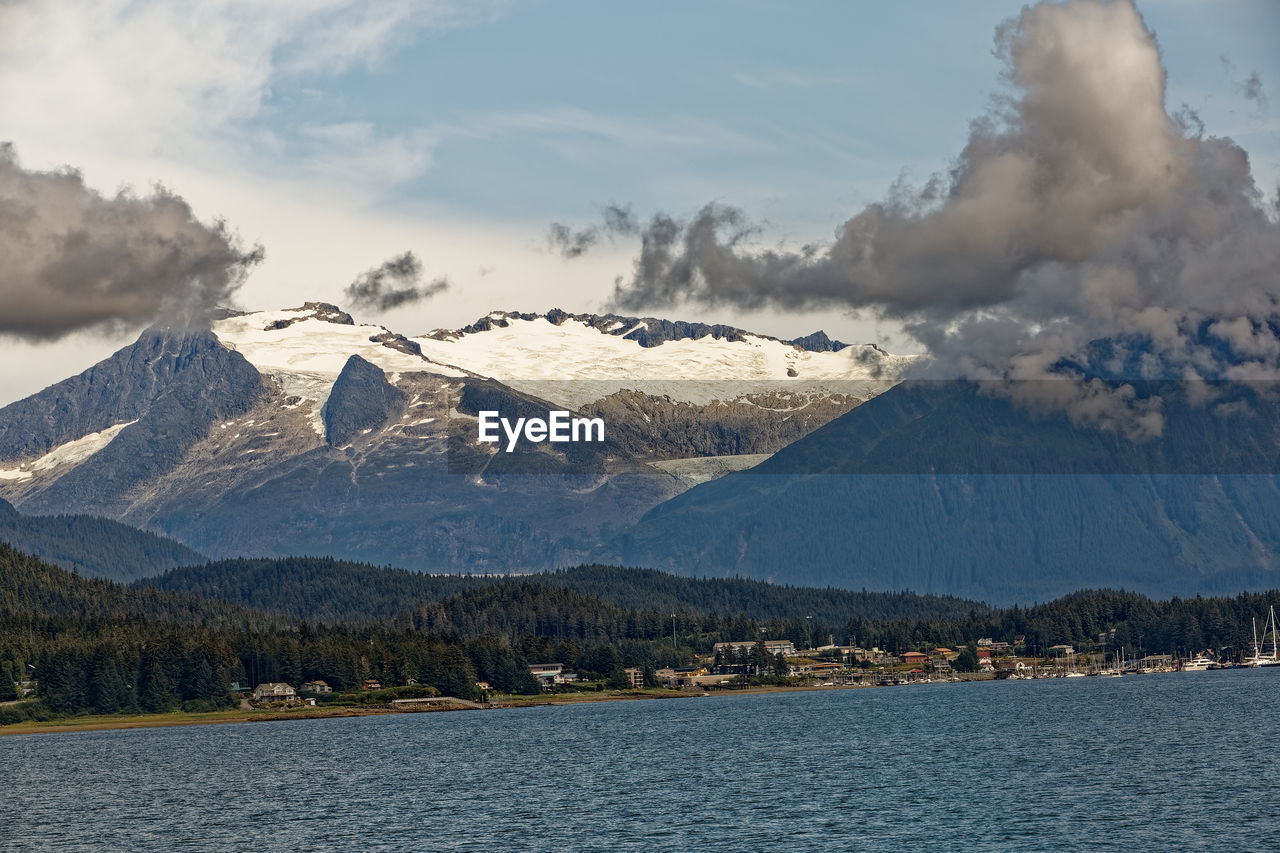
[0,329,268,516]
[608,380,1280,603]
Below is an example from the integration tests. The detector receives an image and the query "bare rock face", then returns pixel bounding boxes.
[264,302,355,330]
[368,330,423,357]
[0,329,260,462]
[1,329,268,516]
[322,355,407,447]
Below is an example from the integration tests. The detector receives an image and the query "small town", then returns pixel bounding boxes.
[220,628,1277,716]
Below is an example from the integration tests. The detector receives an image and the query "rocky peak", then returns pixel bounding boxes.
[322,355,407,447]
[265,302,355,331]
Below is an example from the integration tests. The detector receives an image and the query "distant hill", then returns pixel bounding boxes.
[141,557,991,626]
[607,380,1280,603]
[142,556,488,622]
[0,541,265,628]
[0,498,206,582]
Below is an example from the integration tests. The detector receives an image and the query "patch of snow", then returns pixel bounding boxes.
[0,421,136,481]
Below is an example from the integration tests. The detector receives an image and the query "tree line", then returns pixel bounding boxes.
[2,543,1278,723]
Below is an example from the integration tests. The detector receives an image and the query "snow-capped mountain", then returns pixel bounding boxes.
[0,303,911,571]
[412,309,912,409]
[209,304,912,463]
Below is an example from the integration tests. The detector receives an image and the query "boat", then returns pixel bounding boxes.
[1243,605,1280,667]
[1182,653,1213,672]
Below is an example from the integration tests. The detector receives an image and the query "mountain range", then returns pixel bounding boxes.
[0,304,900,572]
[1,303,1278,603]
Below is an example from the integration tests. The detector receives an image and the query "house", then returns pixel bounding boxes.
[623,667,644,689]
[899,652,929,666]
[529,663,571,690]
[655,668,734,689]
[1048,645,1075,657]
[362,679,382,690]
[712,640,797,658]
[299,680,332,694]
[976,649,992,660]
[796,661,844,676]
[252,682,296,702]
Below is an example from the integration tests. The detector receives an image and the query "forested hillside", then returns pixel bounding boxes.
[143,558,992,626]
[4,544,1278,726]
[0,498,205,582]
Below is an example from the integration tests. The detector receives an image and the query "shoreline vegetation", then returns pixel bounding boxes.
[4,544,1279,738]
[12,662,1272,737]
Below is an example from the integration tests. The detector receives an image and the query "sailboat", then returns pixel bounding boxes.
[1243,605,1280,667]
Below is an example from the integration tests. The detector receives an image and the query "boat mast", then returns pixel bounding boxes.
[1264,601,1274,660]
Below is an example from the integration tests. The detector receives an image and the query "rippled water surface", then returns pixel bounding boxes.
[3,670,1279,851]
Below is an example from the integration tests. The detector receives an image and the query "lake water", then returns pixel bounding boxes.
[3,670,1278,851]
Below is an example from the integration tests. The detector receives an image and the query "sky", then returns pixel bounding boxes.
[0,0,1277,406]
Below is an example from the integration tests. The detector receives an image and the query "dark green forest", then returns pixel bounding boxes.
[2,544,1278,724]
[0,498,206,582]
[143,557,993,625]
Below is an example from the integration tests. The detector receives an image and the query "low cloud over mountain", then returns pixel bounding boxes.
[0,144,262,340]
[562,0,1280,438]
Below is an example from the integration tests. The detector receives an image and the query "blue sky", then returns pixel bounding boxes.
[265,0,1280,227]
[0,0,1277,403]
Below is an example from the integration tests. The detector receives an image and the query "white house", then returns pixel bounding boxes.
[252,682,297,701]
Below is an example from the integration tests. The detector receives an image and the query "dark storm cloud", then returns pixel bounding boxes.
[590,0,1280,438]
[547,203,638,258]
[343,251,449,312]
[0,144,262,341]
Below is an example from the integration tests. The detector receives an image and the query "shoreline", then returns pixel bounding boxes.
[6,668,1246,737]
[0,682,878,737]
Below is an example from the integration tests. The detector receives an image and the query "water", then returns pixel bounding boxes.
[3,670,1278,851]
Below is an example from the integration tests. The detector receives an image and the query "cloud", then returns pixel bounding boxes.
[0,145,262,341]
[1222,56,1269,112]
[547,204,638,258]
[1239,71,1268,111]
[598,0,1280,439]
[344,251,449,312]
[0,1,497,204]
